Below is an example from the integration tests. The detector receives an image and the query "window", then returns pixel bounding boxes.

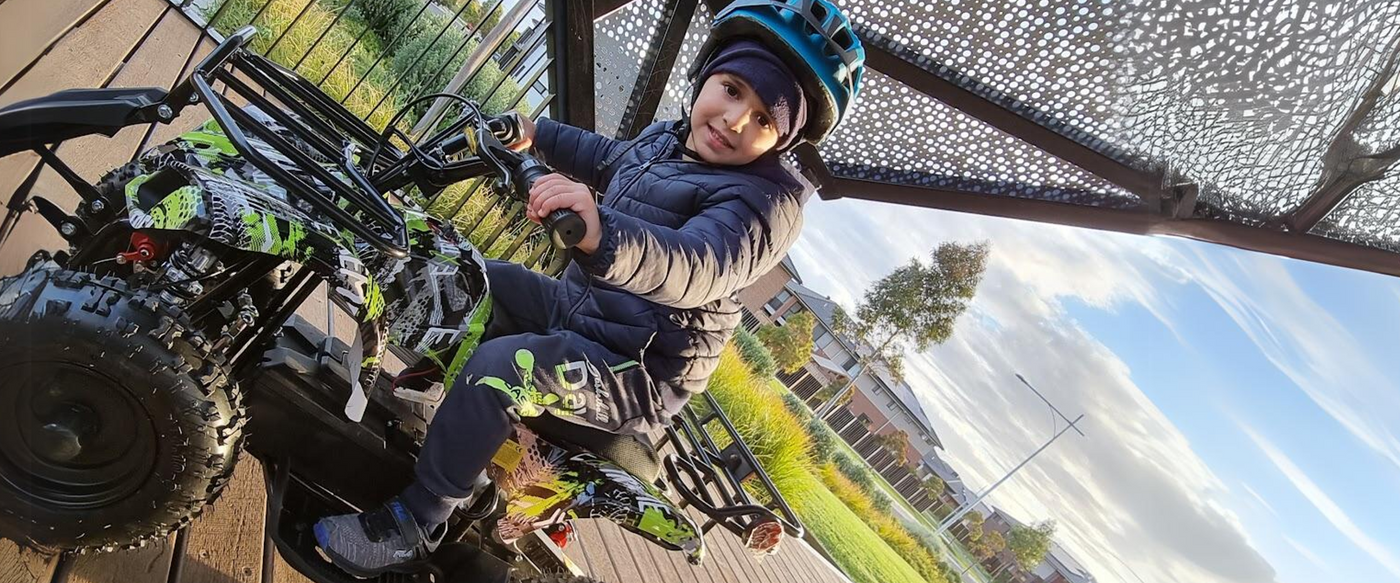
[812,323,829,340]
[764,290,792,314]
[842,355,859,372]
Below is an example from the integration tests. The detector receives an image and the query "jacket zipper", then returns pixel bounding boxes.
[565,133,682,327]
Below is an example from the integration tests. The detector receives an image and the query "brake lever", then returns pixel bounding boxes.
[475,123,585,249]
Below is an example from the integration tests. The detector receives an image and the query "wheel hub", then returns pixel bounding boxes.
[0,362,158,509]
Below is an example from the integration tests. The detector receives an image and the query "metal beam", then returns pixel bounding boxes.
[823,176,1400,277]
[856,25,1161,199]
[1284,40,1400,233]
[595,0,642,19]
[617,0,699,139]
[551,0,596,130]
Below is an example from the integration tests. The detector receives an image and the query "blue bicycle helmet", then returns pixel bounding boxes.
[693,0,865,146]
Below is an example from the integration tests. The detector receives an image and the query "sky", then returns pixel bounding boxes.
[788,196,1400,583]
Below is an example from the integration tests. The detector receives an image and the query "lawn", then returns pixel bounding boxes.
[787,473,932,583]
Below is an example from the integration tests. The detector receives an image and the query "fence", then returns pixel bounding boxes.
[177,0,567,273]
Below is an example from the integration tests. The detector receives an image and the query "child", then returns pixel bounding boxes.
[315,0,865,574]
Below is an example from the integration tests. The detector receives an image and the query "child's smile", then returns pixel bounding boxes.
[686,73,780,165]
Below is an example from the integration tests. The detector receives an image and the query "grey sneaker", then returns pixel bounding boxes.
[313,498,445,577]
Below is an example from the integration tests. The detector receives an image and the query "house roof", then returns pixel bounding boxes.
[1045,542,1096,583]
[779,254,802,284]
[786,281,840,329]
[787,280,944,449]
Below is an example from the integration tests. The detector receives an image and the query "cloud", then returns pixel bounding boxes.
[1243,424,1400,579]
[1180,249,1400,474]
[793,200,1277,583]
[1282,536,1329,572]
[1240,483,1279,519]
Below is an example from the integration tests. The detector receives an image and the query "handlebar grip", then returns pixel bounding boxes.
[517,157,584,249]
[542,210,585,250]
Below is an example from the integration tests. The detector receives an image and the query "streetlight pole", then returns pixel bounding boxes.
[934,414,1083,534]
[934,374,1086,536]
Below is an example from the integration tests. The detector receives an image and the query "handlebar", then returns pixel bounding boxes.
[443,112,585,250]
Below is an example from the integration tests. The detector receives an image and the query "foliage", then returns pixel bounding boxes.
[807,416,840,462]
[920,475,945,499]
[209,0,399,129]
[702,347,811,491]
[962,510,985,541]
[1008,520,1057,569]
[730,328,777,378]
[351,0,424,47]
[756,310,817,374]
[815,465,953,583]
[822,241,990,412]
[874,430,912,468]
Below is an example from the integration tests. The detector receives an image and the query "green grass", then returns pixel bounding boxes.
[210,0,400,130]
[705,348,954,583]
[788,473,933,583]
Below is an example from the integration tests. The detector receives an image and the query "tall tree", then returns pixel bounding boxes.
[816,241,991,419]
[756,310,817,374]
[1007,520,1057,569]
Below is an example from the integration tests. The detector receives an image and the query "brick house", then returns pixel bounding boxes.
[967,507,1095,583]
[735,261,947,511]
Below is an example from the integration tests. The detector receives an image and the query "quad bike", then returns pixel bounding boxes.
[0,27,803,583]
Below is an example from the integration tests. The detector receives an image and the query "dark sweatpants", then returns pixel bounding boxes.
[405,261,658,523]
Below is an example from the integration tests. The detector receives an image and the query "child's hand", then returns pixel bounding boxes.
[527,174,602,254]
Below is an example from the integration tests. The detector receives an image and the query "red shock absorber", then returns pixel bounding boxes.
[116,232,167,264]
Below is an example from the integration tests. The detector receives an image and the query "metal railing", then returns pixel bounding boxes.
[168,0,568,273]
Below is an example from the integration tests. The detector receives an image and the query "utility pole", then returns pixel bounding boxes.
[935,374,1086,536]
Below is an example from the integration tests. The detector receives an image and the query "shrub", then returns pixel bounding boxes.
[806,417,839,463]
[702,347,813,494]
[730,328,777,378]
[352,0,423,46]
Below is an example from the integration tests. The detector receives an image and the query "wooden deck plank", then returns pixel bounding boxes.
[65,537,176,583]
[695,523,743,583]
[585,520,646,583]
[174,454,266,583]
[0,541,59,583]
[0,0,108,90]
[559,525,590,575]
[272,551,314,583]
[718,529,778,583]
[632,526,694,583]
[143,37,218,149]
[0,0,172,276]
[602,521,667,583]
[571,521,616,583]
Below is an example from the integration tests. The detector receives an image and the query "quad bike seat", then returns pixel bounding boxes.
[0,87,169,156]
[524,413,663,483]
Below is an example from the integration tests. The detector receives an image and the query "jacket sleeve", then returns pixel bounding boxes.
[531,117,625,191]
[573,183,804,309]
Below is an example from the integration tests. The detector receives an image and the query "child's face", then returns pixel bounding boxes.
[686,73,781,165]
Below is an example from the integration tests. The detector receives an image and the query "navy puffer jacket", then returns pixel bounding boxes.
[532,118,810,416]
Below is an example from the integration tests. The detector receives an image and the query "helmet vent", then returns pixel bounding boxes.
[833,28,854,51]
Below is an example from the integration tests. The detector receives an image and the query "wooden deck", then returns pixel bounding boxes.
[0,2,852,582]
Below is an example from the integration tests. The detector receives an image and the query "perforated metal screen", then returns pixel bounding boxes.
[1117,1,1400,233]
[587,0,1400,269]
